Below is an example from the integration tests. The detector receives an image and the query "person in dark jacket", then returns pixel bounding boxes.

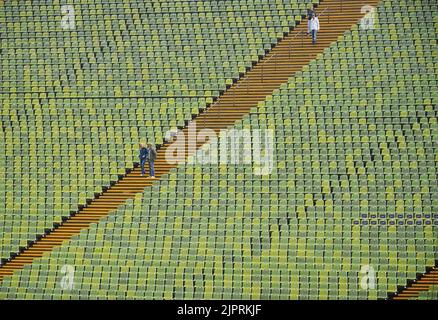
[139,143,148,176]
[146,143,157,178]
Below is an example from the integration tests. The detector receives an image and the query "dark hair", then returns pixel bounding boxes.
[307,9,314,20]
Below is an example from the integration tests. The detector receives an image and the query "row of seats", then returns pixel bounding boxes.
[412,286,438,300]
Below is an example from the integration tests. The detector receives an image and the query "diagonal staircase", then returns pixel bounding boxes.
[389,264,438,300]
[0,0,380,282]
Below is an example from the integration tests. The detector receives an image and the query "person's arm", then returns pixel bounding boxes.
[316,17,320,30]
[308,19,311,33]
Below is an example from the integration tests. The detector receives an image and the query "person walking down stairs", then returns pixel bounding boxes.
[146,143,157,178]
[139,143,148,176]
[308,13,320,44]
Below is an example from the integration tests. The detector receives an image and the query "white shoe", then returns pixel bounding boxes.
[150,176,155,178]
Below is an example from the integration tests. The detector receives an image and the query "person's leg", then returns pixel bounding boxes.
[312,30,316,44]
[140,159,145,175]
[149,161,155,177]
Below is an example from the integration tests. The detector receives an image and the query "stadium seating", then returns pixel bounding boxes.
[0,0,316,260]
[413,286,438,300]
[0,0,436,299]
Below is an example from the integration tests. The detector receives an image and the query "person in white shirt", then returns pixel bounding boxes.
[308,14,320,45]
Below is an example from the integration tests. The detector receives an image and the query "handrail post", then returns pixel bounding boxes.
[218,86,223,130]
[261,63,264,83]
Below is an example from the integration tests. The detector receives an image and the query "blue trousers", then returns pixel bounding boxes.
[311,30,317,44]
[140,158,146,175]
[148,160,155,177]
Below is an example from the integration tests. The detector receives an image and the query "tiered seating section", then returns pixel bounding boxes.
[0,0,316,261]
[0,0,436,299]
